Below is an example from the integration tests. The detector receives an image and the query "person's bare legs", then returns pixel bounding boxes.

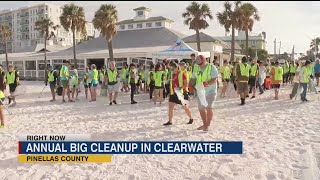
[66,86,71,101]
[221,82,227,97]
[93,88,97,101]
[159,88,163,104]
[90,87,95,101]
[85,88,88,99]
[71,88,75,100]
[153,89,158,104]
[114,91,118,101]
[0,107,4,126]
[168,102,175,123]
[275,88,279,100]
[252,87,256,97]
[62,87,66,101]
[182,105,192,119]
[203,108,213,131]
[316,76,319,86]
[197,109,206,130]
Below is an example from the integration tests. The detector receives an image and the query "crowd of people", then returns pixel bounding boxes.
[0,54,318,130]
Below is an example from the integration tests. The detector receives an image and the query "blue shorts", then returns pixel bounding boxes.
[92,83,98,88]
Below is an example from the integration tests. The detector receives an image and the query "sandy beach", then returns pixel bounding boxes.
[0,81,319,180]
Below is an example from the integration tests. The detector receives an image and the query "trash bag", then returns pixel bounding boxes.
[195,83,208,107]
[174,88,189,106]
[57,87,63,96]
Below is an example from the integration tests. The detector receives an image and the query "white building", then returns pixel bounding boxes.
[0,3,94,54]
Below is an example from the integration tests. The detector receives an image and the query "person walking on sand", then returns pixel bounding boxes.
[269,61,283,100]
[289,61,297,84]
[128,63,138,104]
[6,65,20,107]
[0,65,6,128]
[89,64,99,102]
[257,61,266,95]
[248,58,259,99]
[45,65,59,102]
[220,60,231,98]
[314,59,320,86]
[105,61,119,105]
[60,60,72,103]
[120,63,129,92]
[236,56,250,105]
[71,69,80,101]
[153,63,164,105]
[147,64,155,100]
[163,62,193,126]
[83,66,91,99]
[192,55,218,131]
[299,60,312,102]
[282,61,290,86]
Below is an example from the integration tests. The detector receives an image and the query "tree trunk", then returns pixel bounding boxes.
[44,36,48,82]
[245,29,249,58]
[4,40,8,71]
[231,24,235,62]
[73,29,77,69]
[196,29,201,52]
[107,40,114,67]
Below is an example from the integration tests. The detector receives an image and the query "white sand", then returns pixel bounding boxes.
[0,81,319,180]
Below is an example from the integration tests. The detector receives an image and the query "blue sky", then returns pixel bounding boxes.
[1,1,319,54]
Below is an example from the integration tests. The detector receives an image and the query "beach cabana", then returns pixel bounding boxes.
[150,38,210,60]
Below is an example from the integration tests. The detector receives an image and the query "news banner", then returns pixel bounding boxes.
[18,134,243,163]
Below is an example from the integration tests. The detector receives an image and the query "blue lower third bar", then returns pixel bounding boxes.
[20,141,243,154]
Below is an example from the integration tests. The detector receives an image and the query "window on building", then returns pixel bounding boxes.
[128,24,133,29]
[137,11,143,16]
[120,25,125,30]
[155,22,162,27]
[146,23,152,27]
[137,24,142,28]
[26,61,36,70]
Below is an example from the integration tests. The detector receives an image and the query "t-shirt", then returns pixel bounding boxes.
[171,72,187,94]
[258,66,266,79]
[314,64,320,74]
[191,64,218,95]
[60,66,69,81]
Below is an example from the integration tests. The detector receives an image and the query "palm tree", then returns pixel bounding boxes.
[182,1,213,52]
[60,3,87,68]
[35,18,59,79]
[92,4,118,64]
[239,2,260,57]
[310,37,320,57]
[217,1,242,61]
[0,25,12,71]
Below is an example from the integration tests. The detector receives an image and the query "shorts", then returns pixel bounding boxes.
[84,83,91,89]
[315,73,320,78]
[155,86,163,89]
[272,84,281,89]
[222,79,230,83]
[61,80,69,88]
[108,83,120,92]
[197,93,217,110]
[248,77,257,87]
[238,82,249,94]
[92,83,98,88]
[290,73,296,76]
[9,84,17,93]
[169,93,189,104]
[49,82,56,91]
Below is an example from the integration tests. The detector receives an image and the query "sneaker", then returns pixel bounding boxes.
[187,119,194,124]
[109,102,112,105]
[163,121,172,126]
[131,101,137,104]
[113,100,117,104]
[251,96,255,99]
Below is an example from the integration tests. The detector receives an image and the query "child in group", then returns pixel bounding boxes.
[83,66,91,99]
[128,63,139,104]
[71,69,80,101]
[153,63,164,104]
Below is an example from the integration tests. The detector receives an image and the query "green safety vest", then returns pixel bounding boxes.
[194,64,213,85]
[93,69,98,81]
[290,64,296,73]
[147,70,154,85]
[121,68,128,79]
[283,64,289,73]
[60,65,69,78]
[99,70,105,81]
[6,71,16,84]
[239,63,250,77]
[274,66,283,81]
[0,90,5,99]
[84,72,91,85]
[301,66,312,83]
[72,74,79,85]
[154,71,163,87]
[250,64,258,77]
[107,69,117,83]
[221,65,231,79]
[128,69,138,84]
[48,70,55,82]
[140,70,145,80]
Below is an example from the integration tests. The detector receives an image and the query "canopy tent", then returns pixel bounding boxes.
[150,38,210,60]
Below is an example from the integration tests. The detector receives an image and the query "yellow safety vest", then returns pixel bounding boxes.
[274,66,283,81]
[128,69,138,84]
[250,64,258,77]
[154,71,163,87]
[290,64,296,73]
[6,71,16,84]
[221,65,231,79]
[121,68,128,79]
[239,63,250,77]
[72,74,79,85]
[48,70,55,82]
[147,70,154,85]
[194,64,212,85]
[301,66,312,83]
[0,90,5,99]
[107,69,117,83]
[59,65,69,78]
